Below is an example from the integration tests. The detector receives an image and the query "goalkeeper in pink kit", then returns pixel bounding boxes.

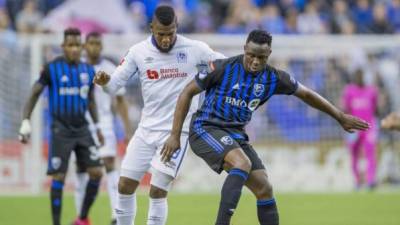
[342,69,378,189]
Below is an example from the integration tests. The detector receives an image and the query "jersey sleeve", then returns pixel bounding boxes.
[274,69,299,95]
[37,64,51,86]
[194,59,225,90]
[105,48,138,95]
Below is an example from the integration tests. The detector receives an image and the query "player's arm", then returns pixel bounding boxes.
[115,95,133,142]
[161,80,203,162]
[19,82,46,143]
[88,86,104,146]
[94,49,138,95]
[294,83,369,133]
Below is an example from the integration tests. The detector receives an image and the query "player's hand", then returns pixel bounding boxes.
[96,129,105,147]
[93,71,110,86]
[338,113,370,133]
[18,119,31,144]
[381,112,400,131]
[161,135,180,163]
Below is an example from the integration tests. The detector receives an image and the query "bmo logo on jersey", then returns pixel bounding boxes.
[225,97,260,111]
[146,69,159,79]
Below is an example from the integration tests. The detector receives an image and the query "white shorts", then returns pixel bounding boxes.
[98,131,118,158]
[90,127,118,158]
[120,127,189,180]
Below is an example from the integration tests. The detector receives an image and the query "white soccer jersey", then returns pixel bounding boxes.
[105,35,225,132]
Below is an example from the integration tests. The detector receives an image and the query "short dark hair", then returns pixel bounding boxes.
[154,5,176,26]
[246,29,272,46]
[86,31,101,41]
[64,27,81,40]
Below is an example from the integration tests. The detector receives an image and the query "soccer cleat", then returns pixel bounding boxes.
[110,219,117,225]
[72,218,92,225]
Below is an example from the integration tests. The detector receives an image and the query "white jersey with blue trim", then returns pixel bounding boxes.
[105,35,225,132]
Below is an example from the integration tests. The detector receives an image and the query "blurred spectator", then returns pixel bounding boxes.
[15,0,43,34]
[352,0,373,33]
[388,0,400,32]
[283,7,299,34]
[128,1,148,31]
[217,16,245,34]
[297,1,326,34]
[0,8,16,46]
[330,0,352,34]
[368,2,394,34]
[260,4,285,34]
[40,0,137,34]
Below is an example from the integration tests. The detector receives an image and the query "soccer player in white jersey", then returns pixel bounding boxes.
[93,5,224,225]
[74,32,133,225]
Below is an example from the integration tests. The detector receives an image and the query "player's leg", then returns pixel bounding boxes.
[117,127,156,225]
[47,133,75,225]
[190,127,251,225]
[364,125,378,189]
[348,134,362,188]
[98,134,119,224]
[74,133,103,224]
[146,132,189,225]
[74,156,88,215]
[245,170,278,225]
[147,171,171,225]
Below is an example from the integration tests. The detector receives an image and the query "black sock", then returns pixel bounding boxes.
[215,168,249,225]
[50,180,64,225]
[257,198,279,225]
[79,179,100,219]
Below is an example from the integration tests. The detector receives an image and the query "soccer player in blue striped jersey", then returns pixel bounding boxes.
[162,29,370,225]
[19,28,103,225]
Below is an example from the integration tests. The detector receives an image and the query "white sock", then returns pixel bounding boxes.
[147,198,168,225]
[74,172,89,215]
[116,193,137,225]
[107,170,119,219]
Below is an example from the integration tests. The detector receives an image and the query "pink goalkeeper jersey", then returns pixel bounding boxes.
[342,84,378,123]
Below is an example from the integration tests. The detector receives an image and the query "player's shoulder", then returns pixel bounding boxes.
[266,64,290,78]
[129,37,151,52]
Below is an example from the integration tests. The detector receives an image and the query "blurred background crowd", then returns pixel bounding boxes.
[1,0,400,35]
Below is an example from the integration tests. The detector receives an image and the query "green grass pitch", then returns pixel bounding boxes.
[1,192,400,225]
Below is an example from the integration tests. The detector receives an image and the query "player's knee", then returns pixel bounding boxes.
[118,176,139,195]
[87,167,103,180]
[256,182,274,199]
[102,157,115,172]
[149,185,168,198]
[232,156,252,173]
[52,173,66,182]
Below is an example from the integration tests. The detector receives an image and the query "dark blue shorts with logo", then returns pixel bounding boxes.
[189,124,265,174]
[47,121,102,175]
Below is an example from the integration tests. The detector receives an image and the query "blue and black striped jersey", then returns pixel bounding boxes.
[193,54,298,130]
[38,56,96,129]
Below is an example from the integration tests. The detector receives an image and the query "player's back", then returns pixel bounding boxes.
[126,35,223,132]
[342,84,378,122]
[40,56,96,131]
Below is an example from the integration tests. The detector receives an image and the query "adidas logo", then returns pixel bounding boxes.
[232,83,240,90]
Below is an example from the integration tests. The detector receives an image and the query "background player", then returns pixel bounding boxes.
[342,69,379,189]
[18,28,103,225]
[73,31,133,225]
[162,29,370,225]
[93,5,224,225]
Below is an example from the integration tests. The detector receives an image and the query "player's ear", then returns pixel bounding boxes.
[150,23,154,33]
